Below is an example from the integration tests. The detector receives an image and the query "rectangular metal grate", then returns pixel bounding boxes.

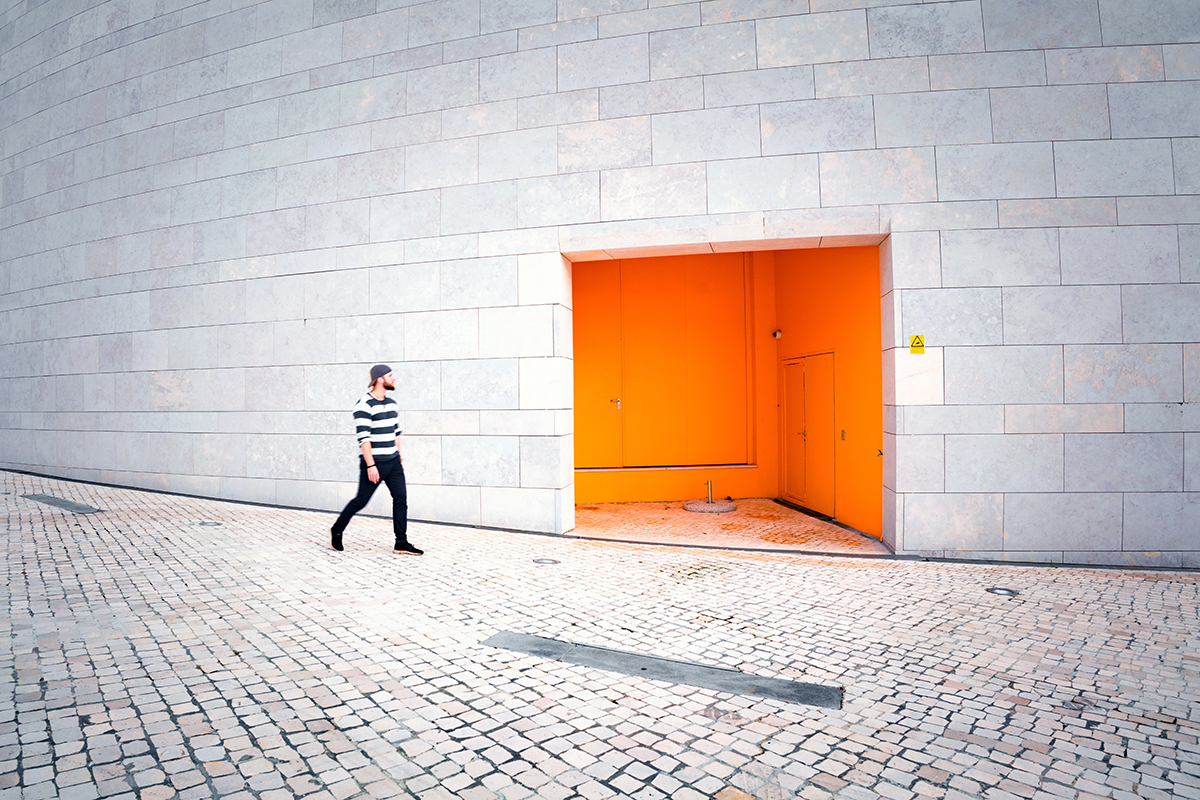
[483,631,842,709]
[22,494,102,514]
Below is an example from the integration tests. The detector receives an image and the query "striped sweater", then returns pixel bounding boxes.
[352,393,400,461]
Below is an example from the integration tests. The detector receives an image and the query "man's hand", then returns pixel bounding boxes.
[367,465,380,483]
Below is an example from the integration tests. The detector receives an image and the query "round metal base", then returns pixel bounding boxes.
[683,499,737,513]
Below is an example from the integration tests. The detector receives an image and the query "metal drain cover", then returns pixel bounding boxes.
[986,587,1019,597]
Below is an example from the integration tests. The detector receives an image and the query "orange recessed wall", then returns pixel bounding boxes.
[573,246,882,539]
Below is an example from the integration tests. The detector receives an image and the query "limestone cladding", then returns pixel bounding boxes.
[0,1,1198,560]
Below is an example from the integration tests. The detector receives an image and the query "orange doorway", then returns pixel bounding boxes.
[782,353,836,517]
[572,246,882,539]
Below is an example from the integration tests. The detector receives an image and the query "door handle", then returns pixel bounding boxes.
[610,398,621,410]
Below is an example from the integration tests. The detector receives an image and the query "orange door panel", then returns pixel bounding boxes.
[620,258,688,466]
[573,261,624,468]
[684,256,748,465]
[783,354,835,516]
[784,361,806,501]
[804,353,836,516]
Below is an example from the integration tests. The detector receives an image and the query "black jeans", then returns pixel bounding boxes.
[332,456,408,544]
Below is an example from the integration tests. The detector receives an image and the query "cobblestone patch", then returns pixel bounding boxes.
[2,471,1198,800]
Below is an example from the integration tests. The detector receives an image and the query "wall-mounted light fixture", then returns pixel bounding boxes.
[772,330,782,339]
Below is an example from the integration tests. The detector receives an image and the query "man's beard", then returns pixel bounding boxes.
[384,378,395,390]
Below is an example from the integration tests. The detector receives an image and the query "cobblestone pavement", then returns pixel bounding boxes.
[3,471,1198,800]
[572,500,891,556]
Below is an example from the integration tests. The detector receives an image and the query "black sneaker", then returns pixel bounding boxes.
[393,543,423,556]
[331,529,343,551]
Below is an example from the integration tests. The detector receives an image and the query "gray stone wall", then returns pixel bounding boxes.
[1,0,1198,563]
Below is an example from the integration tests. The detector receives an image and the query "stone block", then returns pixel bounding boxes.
[519,357,572,410]
[1060,225,1180,285]
[339,74,406,126]
[902,288,1002,347]
[884,346,944,406]
[409,0,480,47]
[370,191,439,243]
[991,85,1109,142]
[403,411,479,436]
[945,433,1064,493]
[276,161,337,210]
[650,20,756,78]
[652,105,760,164]
[1002,286,1121,345]
[1164,43,1200,79]
[558,117,651,173]
[600,164,706,222]
[519,253,572,307]
[940,228,1058,287]
[1065,344,1183,403]
[385,361,440,411]
[820,147,937,206]
[519,435,571,489]
[944,345,1063,405]
[246,432,304,480]
[757,10,868,68]
[218,322,275,368]
[760,96,875,155]
[441,182,518,236]
[981,0,1101,50]
[1004,493,1122,552]
[300,268,366,320]
[473,127,557,186]
[441,100,518,140]
[600,77,703,119]
[281,24,342,74]
[706,154,820,214]
[368,263,440,314]
[869,2,984,58]
[886,200,998,233]
[1183,226,1200,283]
[815,56,927,99]
[518,173,601,228]
[1066,432,1184,491]
[194,432,247,477]
[889,433,944,493]
[410,484,481,527]
[441,256,518,310]
[479,228,561,258]
[279,87,342,138]
[1047,45,1165,84]
[371,111,442,151]
[478,47,556,105]
[1126,403,1200,432]
[168,326,219,370]
[874,90,991,148]
[558,35,648,92]
[600,4,696,37]
[336,149,404,200]
[442,435,519,487]
[406,138,478,191]
[342,8,410,60]
[479,305,555,358]
[1189,344,1200,402]
[707,66,815,107]
[481,486,557,532]
[997,198,1116,228]
[407,61,480,115]
[441,359,519,410]
[304,200,370,250]
[406,234,480,263]
[936,142,1055,202]
[1177,139,1200,196]
[902,492,1003,552]
[273,318,336,366]
[480,410,556,436]
[1098,0,1200,46]
[480,0,556,34]
[899,404,1004,435]
[1056,138,1175,197]
[1004,404,1123,434]
[1123,492,1200,551]
[404,309,479,361]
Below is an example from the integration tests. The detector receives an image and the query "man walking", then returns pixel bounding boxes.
[330,364,423,555]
